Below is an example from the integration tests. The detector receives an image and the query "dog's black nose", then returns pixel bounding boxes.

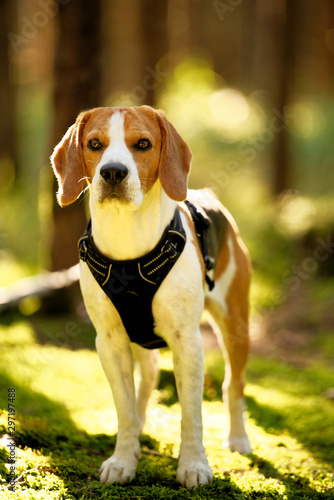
[100,164,129,185]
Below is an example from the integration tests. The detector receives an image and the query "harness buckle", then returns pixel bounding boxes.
[204,255,215,271]
[162,239,178,260]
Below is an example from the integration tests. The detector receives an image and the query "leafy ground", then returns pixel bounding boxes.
[0,277,333,500]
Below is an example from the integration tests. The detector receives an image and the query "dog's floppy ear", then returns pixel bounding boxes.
[155,110,192,201]
[50,111,91,207]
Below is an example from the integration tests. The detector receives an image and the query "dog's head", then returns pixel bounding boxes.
[51,106,192,208]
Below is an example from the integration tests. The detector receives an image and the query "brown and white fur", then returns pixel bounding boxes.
[51,105,251,488]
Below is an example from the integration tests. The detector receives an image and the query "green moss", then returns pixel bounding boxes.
[0,312,334,499]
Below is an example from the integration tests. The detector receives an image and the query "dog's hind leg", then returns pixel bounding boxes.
[205,233,252,454]
[132,345,160,432]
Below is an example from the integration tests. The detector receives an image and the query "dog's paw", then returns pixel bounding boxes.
[177,459,213,488]
[223,436,252,454]
[99,455,137,484]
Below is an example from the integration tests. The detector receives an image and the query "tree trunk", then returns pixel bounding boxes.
[100,0,142,103]
[50,0,102,271]
[139,0,169,106]
[273,0,297,195]
[168,0,191,68]
[252,0,294,195]
[0,0,16,187]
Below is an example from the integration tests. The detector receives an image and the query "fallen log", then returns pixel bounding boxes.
[0,264,80,311]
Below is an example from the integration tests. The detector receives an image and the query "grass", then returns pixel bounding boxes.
[0,294,334,500]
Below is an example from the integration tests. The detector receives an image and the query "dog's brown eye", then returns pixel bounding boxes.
[88,139,102,150]
[136,139,151,150]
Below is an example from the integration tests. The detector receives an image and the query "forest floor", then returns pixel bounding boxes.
[0,278,333,499]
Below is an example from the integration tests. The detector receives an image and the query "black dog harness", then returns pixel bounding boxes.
[79,204,215,350]
[79,210,186,349]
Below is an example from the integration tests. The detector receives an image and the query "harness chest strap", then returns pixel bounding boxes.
[78,209,186,349]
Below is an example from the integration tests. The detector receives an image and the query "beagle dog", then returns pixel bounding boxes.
[51,106,251,488]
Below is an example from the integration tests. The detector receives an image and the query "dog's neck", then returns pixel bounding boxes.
[89,180,177,261]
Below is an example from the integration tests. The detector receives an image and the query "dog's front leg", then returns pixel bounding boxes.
[96,333,141,484]
[171,330,213,488]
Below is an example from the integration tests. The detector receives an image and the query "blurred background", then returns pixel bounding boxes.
[1,5,334,495]
[1,0,334,342]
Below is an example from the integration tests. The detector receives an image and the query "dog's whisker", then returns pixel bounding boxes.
[82,184,92,194]
[78,176,92,183]
[77,184,92,204]
[141,188,156,208]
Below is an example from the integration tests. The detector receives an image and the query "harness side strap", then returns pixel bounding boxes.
[184,200,215,291]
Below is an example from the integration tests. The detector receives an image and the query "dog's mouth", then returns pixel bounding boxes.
[97,183,142,207]
[98,187,127,204]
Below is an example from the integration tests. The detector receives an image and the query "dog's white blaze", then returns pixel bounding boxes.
[91,110,143,210]
[220,235,236,313]
[100,112,133,167]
